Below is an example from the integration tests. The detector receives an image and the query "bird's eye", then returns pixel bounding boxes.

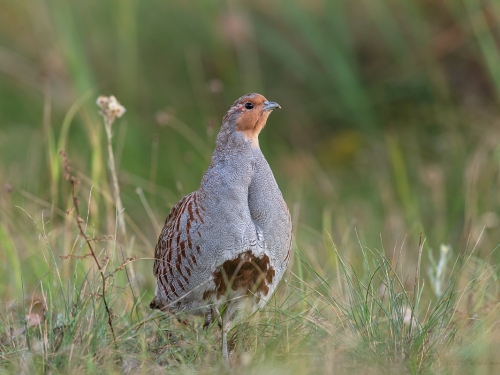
[244,102,254,109]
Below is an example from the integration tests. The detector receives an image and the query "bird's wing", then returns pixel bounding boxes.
[153,192,195,277]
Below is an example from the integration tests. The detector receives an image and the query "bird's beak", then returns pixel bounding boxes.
[262,100,281,111]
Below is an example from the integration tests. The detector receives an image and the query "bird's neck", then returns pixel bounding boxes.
[214,130,259,155]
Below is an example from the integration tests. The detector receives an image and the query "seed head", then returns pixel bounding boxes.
[97,95,126,125]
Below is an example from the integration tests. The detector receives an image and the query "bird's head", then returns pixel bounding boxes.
[220,93,281,148]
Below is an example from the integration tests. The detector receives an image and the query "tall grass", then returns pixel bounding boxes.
[1,188,496,373]
[1,0,500,373]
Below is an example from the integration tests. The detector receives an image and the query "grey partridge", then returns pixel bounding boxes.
[150,93,292,360]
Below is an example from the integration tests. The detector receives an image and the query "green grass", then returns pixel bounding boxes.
[1,184,498,374]
[1,0,500,373]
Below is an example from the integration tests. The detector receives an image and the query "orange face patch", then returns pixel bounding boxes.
[234,94,271,148]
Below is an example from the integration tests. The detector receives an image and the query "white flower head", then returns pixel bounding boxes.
[97,95,126,125]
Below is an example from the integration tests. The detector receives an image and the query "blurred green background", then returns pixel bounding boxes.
[1,0,500,297]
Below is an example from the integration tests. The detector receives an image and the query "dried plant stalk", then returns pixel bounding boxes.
[96,95,127,239]
[59,150,117,347]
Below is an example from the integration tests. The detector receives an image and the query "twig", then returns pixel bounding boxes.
[59,150,117,348]
[71,178,117,347]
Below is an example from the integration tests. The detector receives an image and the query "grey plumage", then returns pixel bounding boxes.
[151,93,292,359]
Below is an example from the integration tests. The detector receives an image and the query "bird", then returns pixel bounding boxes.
[150,93,292,360]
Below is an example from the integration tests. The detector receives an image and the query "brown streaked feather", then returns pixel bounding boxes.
[153,192,195,277]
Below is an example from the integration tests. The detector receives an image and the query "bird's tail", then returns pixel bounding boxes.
[149,296,163,310]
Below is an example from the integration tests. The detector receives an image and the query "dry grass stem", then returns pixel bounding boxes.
[97,95,127,240]
[59,149,118,348]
